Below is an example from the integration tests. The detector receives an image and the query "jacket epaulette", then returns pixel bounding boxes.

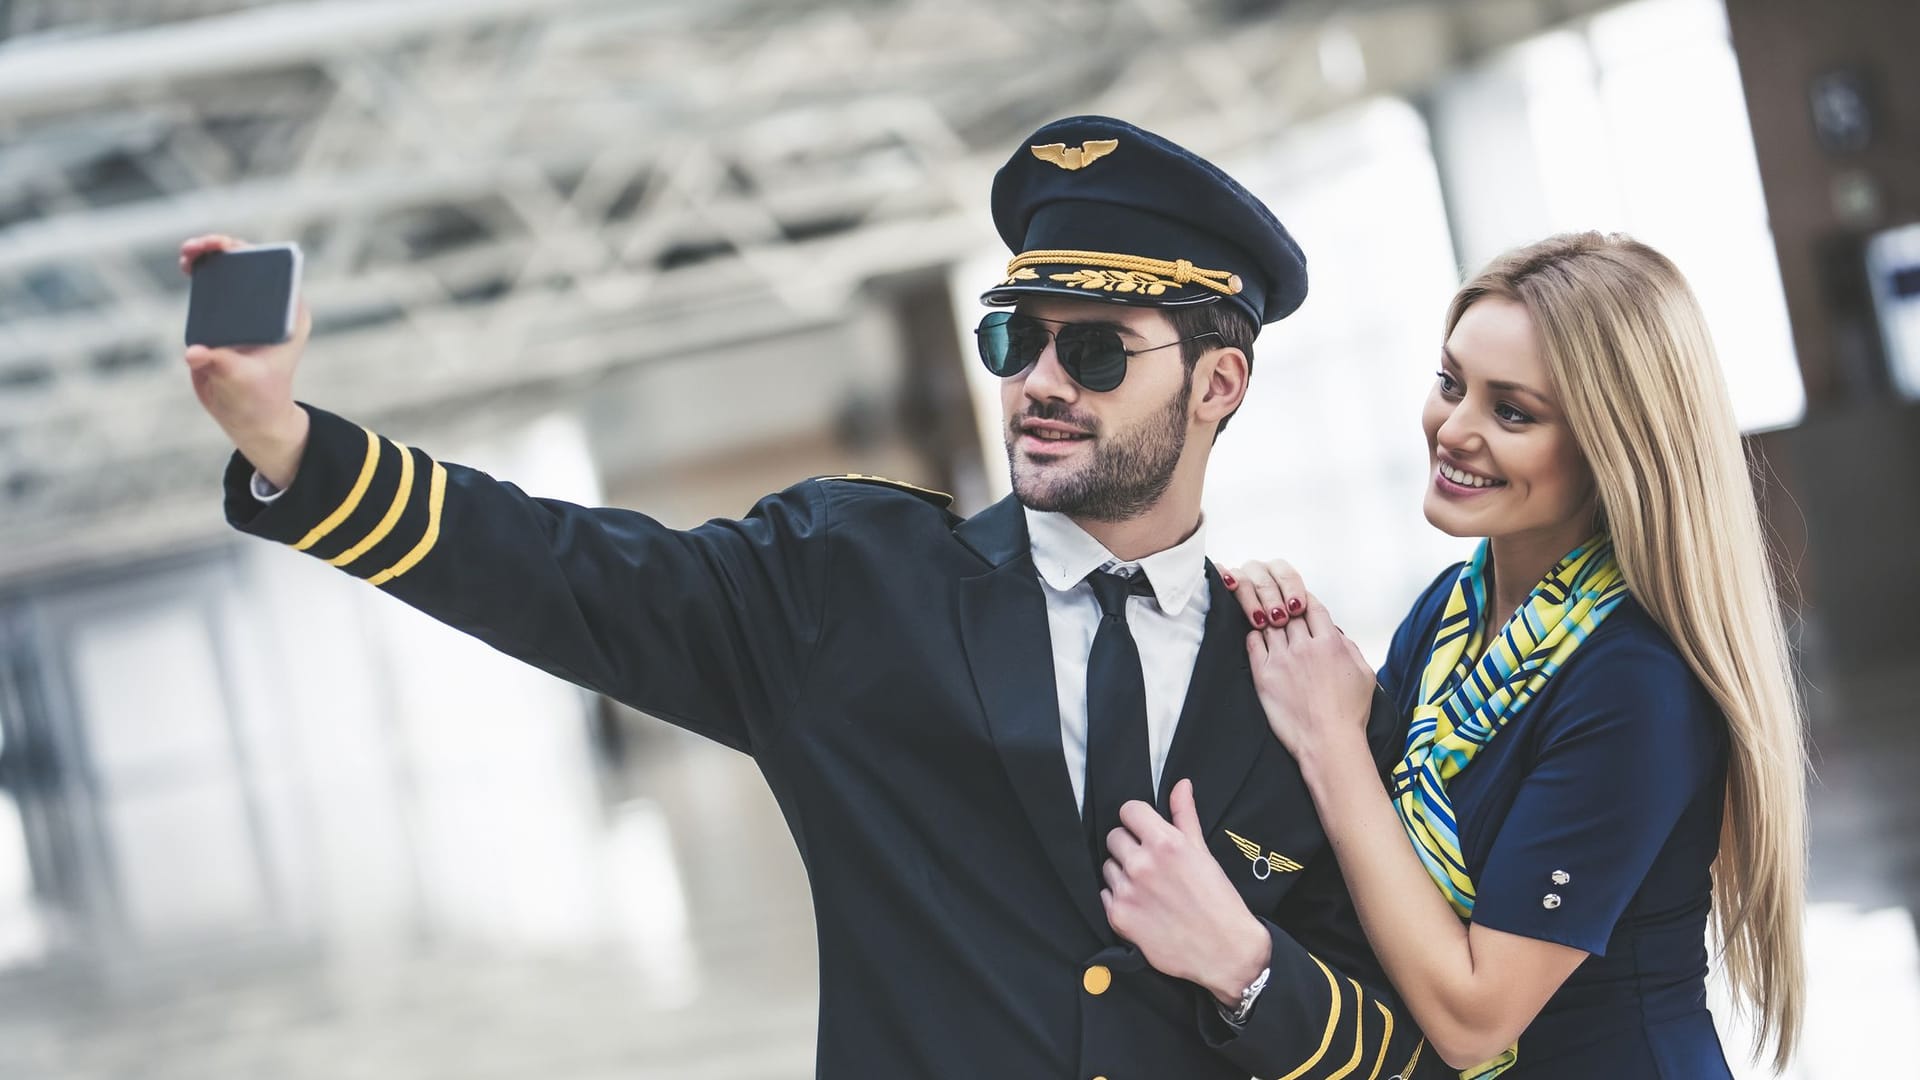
[812,473,954,509]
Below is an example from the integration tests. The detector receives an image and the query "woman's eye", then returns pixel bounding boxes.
[1435,371,1461,396]
[1495,402,1534,424]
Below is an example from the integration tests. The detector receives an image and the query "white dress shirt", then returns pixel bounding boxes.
[1023,508,1211,814]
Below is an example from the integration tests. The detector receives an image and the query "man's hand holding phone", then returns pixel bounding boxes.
[180,234,311,491]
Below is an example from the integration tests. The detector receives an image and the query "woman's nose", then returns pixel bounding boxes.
[1434,402,1481,451]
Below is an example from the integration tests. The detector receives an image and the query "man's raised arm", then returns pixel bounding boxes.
[182,235,828,754]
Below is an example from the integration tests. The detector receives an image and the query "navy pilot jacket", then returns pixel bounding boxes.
[224,405,1440,1080]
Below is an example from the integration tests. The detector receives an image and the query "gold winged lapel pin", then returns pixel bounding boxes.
[1224,829,1302,880]
[1031,139,1120,171]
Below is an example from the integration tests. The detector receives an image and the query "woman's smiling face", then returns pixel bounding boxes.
[1421,296,1596,550]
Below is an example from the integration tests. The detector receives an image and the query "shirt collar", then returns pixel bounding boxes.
[1023,507,1209,616]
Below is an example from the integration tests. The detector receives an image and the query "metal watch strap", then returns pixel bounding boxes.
[1224,965,1270,1025]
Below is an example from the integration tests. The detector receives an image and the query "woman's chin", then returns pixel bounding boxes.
[1422,497,1482,539]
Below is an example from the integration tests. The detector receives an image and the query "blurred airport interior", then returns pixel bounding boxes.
[0,0,1914,1076]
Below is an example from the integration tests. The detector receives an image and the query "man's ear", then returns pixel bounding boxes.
[1194,347,1250,425]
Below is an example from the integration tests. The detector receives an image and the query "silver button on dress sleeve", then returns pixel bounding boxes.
[1542,893,1562,910]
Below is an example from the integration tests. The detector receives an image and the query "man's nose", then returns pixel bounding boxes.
[1021,337,1079,403]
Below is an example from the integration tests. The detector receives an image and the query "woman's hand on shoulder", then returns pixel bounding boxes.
[1228,560,1376,768]
[1222,557,1306,629]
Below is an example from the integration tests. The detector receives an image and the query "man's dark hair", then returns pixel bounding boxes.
[1166,301,1258,437]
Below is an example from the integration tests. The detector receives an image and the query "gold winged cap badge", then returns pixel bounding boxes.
[1031,139,1120,171]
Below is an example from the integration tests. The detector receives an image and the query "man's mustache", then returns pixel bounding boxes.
[1011,403,1099,436]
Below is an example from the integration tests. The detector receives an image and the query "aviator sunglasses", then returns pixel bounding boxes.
[973,310,1221,393]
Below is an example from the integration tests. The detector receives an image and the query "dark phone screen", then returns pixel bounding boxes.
[184,248,298,348]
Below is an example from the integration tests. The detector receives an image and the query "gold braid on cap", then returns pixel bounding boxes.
[1003,249,1244,297]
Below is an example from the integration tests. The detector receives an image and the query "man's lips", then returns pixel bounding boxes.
[1016,420,1094,449]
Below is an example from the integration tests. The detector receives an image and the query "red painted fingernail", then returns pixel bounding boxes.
[1221,572,1236,587]
[1251,609,1268,627]
[1275,611,1288,625]
[1269,607,1285,622]
[1289,598,1305,615]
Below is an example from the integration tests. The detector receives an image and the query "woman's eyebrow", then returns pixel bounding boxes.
[1441,345,1552,406]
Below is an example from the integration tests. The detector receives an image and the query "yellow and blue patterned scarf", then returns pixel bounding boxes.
[1390,535,1627,1079]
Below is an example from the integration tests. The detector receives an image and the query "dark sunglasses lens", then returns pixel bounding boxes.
[1055,324,1128,392]
[976,312,1049,377]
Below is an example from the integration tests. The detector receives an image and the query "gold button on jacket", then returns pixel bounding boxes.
[1083,965,1112,995]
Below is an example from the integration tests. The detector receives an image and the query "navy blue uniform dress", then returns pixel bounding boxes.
[1376,565,1736,1078]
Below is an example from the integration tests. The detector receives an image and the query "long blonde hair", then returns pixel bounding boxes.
[1446,233,1807,1069]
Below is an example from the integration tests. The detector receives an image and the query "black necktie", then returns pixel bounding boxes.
[1083,569,1157,870]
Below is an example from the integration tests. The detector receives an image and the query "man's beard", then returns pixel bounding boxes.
[1005,373,1190,523]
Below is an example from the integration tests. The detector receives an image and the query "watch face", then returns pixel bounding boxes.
[1809,69,1873,154]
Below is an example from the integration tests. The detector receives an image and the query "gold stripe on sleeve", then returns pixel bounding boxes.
[326,442,414,569]
[1327,978,1367,1079]
[1364,1001,1394,1080]
[1275,955,1342,1080]
[366,461,447,586]
[292,427,381,552]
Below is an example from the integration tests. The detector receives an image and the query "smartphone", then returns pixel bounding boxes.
[184,243,303,348]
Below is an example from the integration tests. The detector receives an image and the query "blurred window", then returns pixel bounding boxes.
[1430,0,1806,433]
[0,668,47,971]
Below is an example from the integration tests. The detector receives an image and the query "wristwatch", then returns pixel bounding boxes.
[1220,965,1271,1026]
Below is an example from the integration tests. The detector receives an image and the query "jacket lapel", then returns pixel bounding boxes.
[954,497,1110,940]
[1156,563,1274,835]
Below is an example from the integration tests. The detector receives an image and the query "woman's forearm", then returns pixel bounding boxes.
[1297,735,1518,1066]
